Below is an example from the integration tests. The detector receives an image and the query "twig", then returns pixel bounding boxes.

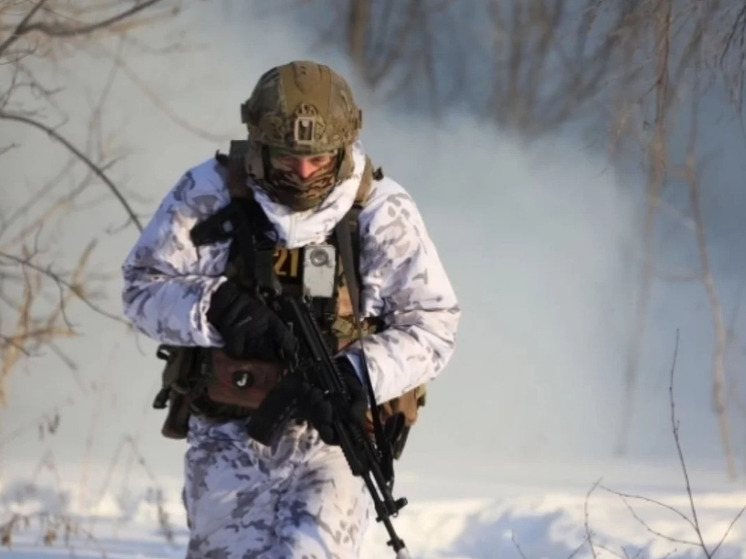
[567,536,591,559]
[584,479,601,559]
[510,531,529,559]
[15,0,165,39]
[0,112,142,232]
[0,0,50,57]
[666,329,711,554]
[593,542,627,559]
[711,505,746,556]
[0,251,127,325]
[620,545,645,559]
[603,331,746,556]
[603,487,700,548]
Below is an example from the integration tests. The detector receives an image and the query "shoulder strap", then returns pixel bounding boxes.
[226,140,252,200]
[192,141,267,247]
[334,159,392,466]
[343,155,380,289]
[335,214,392,467]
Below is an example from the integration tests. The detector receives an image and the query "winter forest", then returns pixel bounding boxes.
[3,1,746,557]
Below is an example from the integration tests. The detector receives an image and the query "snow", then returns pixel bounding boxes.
[2,462,745,559]
[2,3,746,559]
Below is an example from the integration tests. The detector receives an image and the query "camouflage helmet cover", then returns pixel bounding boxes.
[241,60,363,155]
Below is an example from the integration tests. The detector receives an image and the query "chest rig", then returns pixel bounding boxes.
[183,141,377,419]
[155,142,425,458]
[215,140,378,349]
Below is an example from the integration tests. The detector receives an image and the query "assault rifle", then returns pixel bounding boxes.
[248,291,412,558]
[191,198,412,556]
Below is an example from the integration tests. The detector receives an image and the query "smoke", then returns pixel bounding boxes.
[1,2,737,492]
[365,116,638,460]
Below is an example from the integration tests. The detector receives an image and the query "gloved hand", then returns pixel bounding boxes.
[296,356,368,445]
[207,281,296,361]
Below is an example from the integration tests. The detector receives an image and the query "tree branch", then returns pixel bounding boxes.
[0,112,142,232]
[18,0,165,39]
[0,0,49,57]
[0,250,128,324]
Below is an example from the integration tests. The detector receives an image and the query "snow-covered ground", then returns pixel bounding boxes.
[3,3,746,559]
[2,460,745,559]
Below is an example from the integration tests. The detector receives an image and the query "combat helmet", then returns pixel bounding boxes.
[241,60,363,210]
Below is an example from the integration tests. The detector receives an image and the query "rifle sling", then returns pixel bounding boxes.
[334,213,393,468]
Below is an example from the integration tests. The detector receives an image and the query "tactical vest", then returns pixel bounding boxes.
[154,142,426,458]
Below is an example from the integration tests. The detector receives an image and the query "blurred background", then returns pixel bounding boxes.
[2,0,746,526]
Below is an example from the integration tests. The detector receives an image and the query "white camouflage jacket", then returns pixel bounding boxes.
[122,142,460,404]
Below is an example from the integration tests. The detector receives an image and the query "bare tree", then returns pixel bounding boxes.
[301,0,746,474]
[590,1,744,479]
[0,0,183,407]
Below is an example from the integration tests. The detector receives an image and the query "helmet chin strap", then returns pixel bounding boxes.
[335,147,355,183]
[261,144,271,180]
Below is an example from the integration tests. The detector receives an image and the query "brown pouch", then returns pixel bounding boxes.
[364,384,427,458]
[206,348,285,410]
[365,384,427,430]
[157,345,201,440]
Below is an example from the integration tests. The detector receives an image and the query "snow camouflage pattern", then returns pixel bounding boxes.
[184,416,370,558]
[121,140,460,556]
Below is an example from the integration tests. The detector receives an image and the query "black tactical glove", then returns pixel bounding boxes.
[207,281,296,361]
[296,356,368,445]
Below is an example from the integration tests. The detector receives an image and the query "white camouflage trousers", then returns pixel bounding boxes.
[183,415,371,559]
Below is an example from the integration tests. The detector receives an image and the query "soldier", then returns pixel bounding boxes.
[122,60,460,558]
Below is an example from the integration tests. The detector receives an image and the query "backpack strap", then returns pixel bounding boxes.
[342,155,379,290]
[336,153,381,318]
[334,159,397,465]
[335,211,394,473]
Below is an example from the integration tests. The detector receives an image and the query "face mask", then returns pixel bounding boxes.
[264,154,338,211]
